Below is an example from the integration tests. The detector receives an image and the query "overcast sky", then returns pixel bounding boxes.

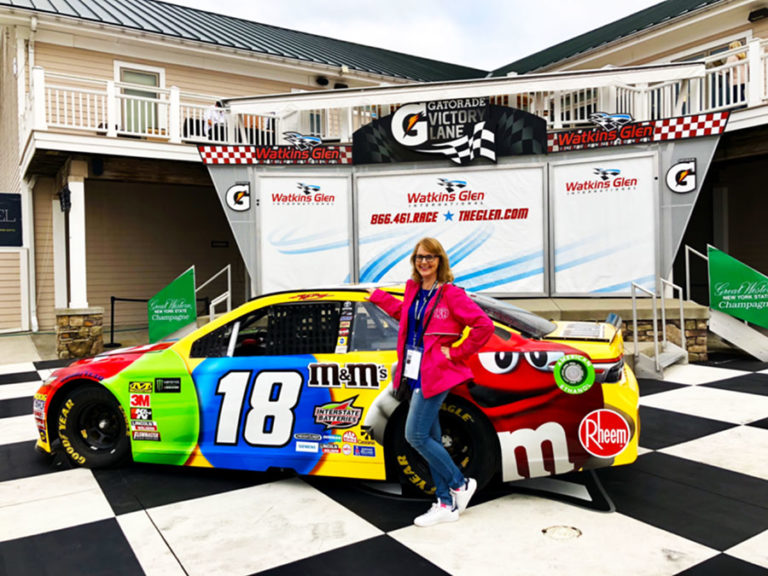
[162,0,663,71]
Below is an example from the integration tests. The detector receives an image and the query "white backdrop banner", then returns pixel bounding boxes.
[259,176,351,292]
[551,155,656,294]
[356,168,546,292]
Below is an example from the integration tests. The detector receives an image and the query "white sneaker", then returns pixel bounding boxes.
[413,500,459,527]
[451,478,477,513]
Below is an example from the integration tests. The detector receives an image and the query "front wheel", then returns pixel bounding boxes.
[56,386,130,468]
[388,393,499,497]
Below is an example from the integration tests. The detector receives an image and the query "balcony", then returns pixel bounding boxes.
[22,38,768,168]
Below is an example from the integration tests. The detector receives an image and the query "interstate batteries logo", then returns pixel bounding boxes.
[313,396,363,430]
[564,168,639,195]
[270,182,336,205]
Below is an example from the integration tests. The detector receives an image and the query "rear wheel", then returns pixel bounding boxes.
[388,393,499,497]
[56,386,130,468]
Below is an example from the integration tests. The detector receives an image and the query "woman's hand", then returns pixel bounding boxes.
[441,346,451,360]
[365,287,375,300]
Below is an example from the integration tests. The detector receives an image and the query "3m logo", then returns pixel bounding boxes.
[578,409,630,458]
[130,394,151,408]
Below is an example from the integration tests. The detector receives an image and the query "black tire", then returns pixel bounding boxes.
[388,393,499,497]
[56,386,130,468]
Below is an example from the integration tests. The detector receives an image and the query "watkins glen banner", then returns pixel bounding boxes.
[353,99,547,165]
[548,111,729,153]
[708,246,768,329]
[259,176,351,293]
[356,168,546,292]
[551,156,656,295]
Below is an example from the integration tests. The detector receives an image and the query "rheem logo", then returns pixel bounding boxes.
[578,409,630,458]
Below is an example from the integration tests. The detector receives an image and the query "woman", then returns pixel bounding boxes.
[367,238,494,527]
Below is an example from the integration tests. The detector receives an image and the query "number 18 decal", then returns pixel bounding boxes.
[215,370,302,447]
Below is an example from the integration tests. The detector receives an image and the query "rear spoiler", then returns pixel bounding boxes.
[605,313,623,345]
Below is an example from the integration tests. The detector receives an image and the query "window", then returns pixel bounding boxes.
[349,302,399,352]
[190,302,342,358]
[115,62,165,134]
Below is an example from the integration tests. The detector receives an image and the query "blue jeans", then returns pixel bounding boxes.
[405,389,465,504]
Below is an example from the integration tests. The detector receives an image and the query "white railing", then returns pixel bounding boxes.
[26,40,768,147]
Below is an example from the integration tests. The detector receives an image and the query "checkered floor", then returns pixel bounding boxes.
[2,357,768,576]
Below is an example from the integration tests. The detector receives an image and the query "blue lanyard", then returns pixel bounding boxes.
[414,282,437,322]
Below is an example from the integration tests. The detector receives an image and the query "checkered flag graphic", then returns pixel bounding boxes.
[418,121,496,165]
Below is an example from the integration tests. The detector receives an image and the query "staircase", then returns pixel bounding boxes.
[686,245,768,363]
[630,279,688,379]
[709,310,768,362]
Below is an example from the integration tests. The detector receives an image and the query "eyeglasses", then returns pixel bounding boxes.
[415,254,439,262]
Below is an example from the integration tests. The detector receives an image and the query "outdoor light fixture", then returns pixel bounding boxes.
[748,7,768,22]
[59,185,71,213]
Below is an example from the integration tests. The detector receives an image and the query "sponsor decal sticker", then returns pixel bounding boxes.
[578,409,630,458]
[342,444,353,456]
[554,355,596,395]
[308,362,386,389]
[131,421,158,432]
[130,407,153,420]
[564,168,639,195]
[132,431,161,441]
[322,444,341,454]
[128,382,152,393]
[314,397,363,429]
[354,445,376,457]
[130,394,151,408]
[342,431,358,444]
[294,433,323,442]
[296,441,319,453]
[155,378,181,393]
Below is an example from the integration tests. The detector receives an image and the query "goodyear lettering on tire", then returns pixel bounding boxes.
[58,398,86,465]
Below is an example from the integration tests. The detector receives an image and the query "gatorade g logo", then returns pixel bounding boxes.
[578,409,630,458]
[666,159,696,193]
[226,182,251,211]
[392,103,428,147]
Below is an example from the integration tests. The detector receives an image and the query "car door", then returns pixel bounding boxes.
[189,299,346,474]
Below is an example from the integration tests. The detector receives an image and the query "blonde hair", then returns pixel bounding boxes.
[729,40,746,59]
[410,237,454,284]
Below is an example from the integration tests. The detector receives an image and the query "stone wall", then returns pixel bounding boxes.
[55,308,104,359]
[622,318,709,362]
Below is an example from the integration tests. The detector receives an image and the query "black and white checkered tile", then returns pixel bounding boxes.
[2,357,768,576]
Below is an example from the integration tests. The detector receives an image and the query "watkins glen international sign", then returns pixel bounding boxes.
[353,98,547,165]
[548,111,729,153]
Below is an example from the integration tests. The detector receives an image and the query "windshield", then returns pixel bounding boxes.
[469,293,556,339]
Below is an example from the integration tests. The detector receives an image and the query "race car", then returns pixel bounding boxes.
[33,286,639,496]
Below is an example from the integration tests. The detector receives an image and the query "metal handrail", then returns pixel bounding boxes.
[631,282,660,372]
[660,278,687,355]
[196,264,232,320]
[684,245,708,301]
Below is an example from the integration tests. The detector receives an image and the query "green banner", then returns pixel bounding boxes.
[708,246,768,328]
[148,267,197,343]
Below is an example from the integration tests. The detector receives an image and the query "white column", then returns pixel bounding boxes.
[31,67,47,131]
[66,160,89,308]
[747,38,763,107]
[52,197,67,309]
[169,86,181,143]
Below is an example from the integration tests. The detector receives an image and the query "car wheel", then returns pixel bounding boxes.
[56,386,130,468]
[388,393,499,497]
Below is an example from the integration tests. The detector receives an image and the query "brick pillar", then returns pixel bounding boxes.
[55,307,104,360]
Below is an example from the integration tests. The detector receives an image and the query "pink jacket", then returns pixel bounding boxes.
[370,281,494,398]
